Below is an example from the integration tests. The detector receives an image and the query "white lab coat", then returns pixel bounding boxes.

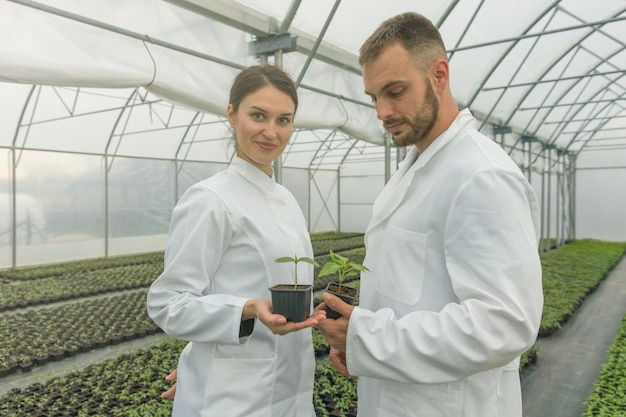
[346,109,543,417]
[147,157,316,417]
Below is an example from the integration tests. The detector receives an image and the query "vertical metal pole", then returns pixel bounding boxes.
[539,150,546,252]
[527,142,532,183]
[569,156,576,239]
[546,150,552,250]
[307,171,311,232]
[174,160,179,203]
[104,155,109,257]
[10,148,17,268]
[337,168,341,232]
[555,153,561,247]
[274,49,283,68]
[272,50,283,184]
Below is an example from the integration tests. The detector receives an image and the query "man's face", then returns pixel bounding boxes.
[362,43,439,149]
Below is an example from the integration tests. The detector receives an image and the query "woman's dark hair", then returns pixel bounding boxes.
[229,65,298,113]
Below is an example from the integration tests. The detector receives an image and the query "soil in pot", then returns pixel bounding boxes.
[269,284,312,322]
[324,282,358,319]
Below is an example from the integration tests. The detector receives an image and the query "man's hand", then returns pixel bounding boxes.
[316,292,353,351]
[160,369,177,400]
[329,346,354,378]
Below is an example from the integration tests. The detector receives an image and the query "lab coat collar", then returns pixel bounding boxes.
[229,156,276,193]
[367,109,476,233]
[412,108,475,170]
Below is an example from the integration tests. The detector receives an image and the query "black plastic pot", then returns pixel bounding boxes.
[269,284,313,322]
[324,282,358,319]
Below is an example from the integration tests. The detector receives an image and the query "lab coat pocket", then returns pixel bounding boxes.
[380,379,461,416]
[375,225,427,305]
[206,357,276,416]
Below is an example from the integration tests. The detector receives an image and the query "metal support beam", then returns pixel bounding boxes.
[493,126,512,134]
[248,33,297,57]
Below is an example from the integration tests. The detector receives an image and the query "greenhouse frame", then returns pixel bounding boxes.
[1,0,625,269]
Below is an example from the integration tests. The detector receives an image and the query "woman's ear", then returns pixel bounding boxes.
[226,103,235,127]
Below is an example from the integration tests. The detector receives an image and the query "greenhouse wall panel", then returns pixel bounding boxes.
[108,234,168,257]
[576,168,626,242]
[282,167,310,228]
[309,170,339,233]
[176,161,229,200]
[107,157,174,238]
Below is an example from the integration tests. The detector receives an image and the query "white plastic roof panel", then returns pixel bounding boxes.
[0,0,624,167]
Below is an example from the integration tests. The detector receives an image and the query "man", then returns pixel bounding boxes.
[316,12,543,417]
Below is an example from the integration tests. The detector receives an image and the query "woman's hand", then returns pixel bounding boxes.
[244,298,326,335]
[160,369,177,399]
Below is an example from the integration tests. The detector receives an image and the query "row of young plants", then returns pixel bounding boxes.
[0,254,364,313]
[0,337,184,417]
[1,238,624,416]
[311,232,364,241]
[0,232,363,283]
[0,252,164,282]
[583,313,626,416]
[311,235,364,256]
[0,234,365,312]
[0,291,159,378]
[0,290,335,379]
[0,263,163,312]
[538,239,626,335]
[0,246,364,377]
[0,334,356,417]
[1,238,621,375]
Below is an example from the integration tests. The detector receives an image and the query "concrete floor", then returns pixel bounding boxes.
[521,256,626,417]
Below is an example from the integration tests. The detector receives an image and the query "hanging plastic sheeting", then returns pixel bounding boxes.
[2,0,626,153]
[0,0,385,146]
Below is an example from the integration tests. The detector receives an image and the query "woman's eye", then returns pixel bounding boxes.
[251,112,266,121]
[278,117,292,125]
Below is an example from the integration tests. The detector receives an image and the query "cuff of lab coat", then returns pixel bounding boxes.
[346,306,365,375]
[239,318,255,337]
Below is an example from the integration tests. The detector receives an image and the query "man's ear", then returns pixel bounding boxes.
[431,59,450,93]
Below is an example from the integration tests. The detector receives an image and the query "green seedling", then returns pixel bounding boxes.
[318,249,369,289]
[275,254,319,288]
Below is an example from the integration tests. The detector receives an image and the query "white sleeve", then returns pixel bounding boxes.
[146,184,252,345]
[346,171,543,383]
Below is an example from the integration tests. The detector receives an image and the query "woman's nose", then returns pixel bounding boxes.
[264,123,278,139]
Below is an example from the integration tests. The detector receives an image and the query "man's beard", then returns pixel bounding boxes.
[390,81,439,148]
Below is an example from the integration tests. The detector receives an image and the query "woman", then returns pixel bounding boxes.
[147,65,324,417]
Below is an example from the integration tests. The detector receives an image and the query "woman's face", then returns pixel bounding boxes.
[227,85,295,176]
